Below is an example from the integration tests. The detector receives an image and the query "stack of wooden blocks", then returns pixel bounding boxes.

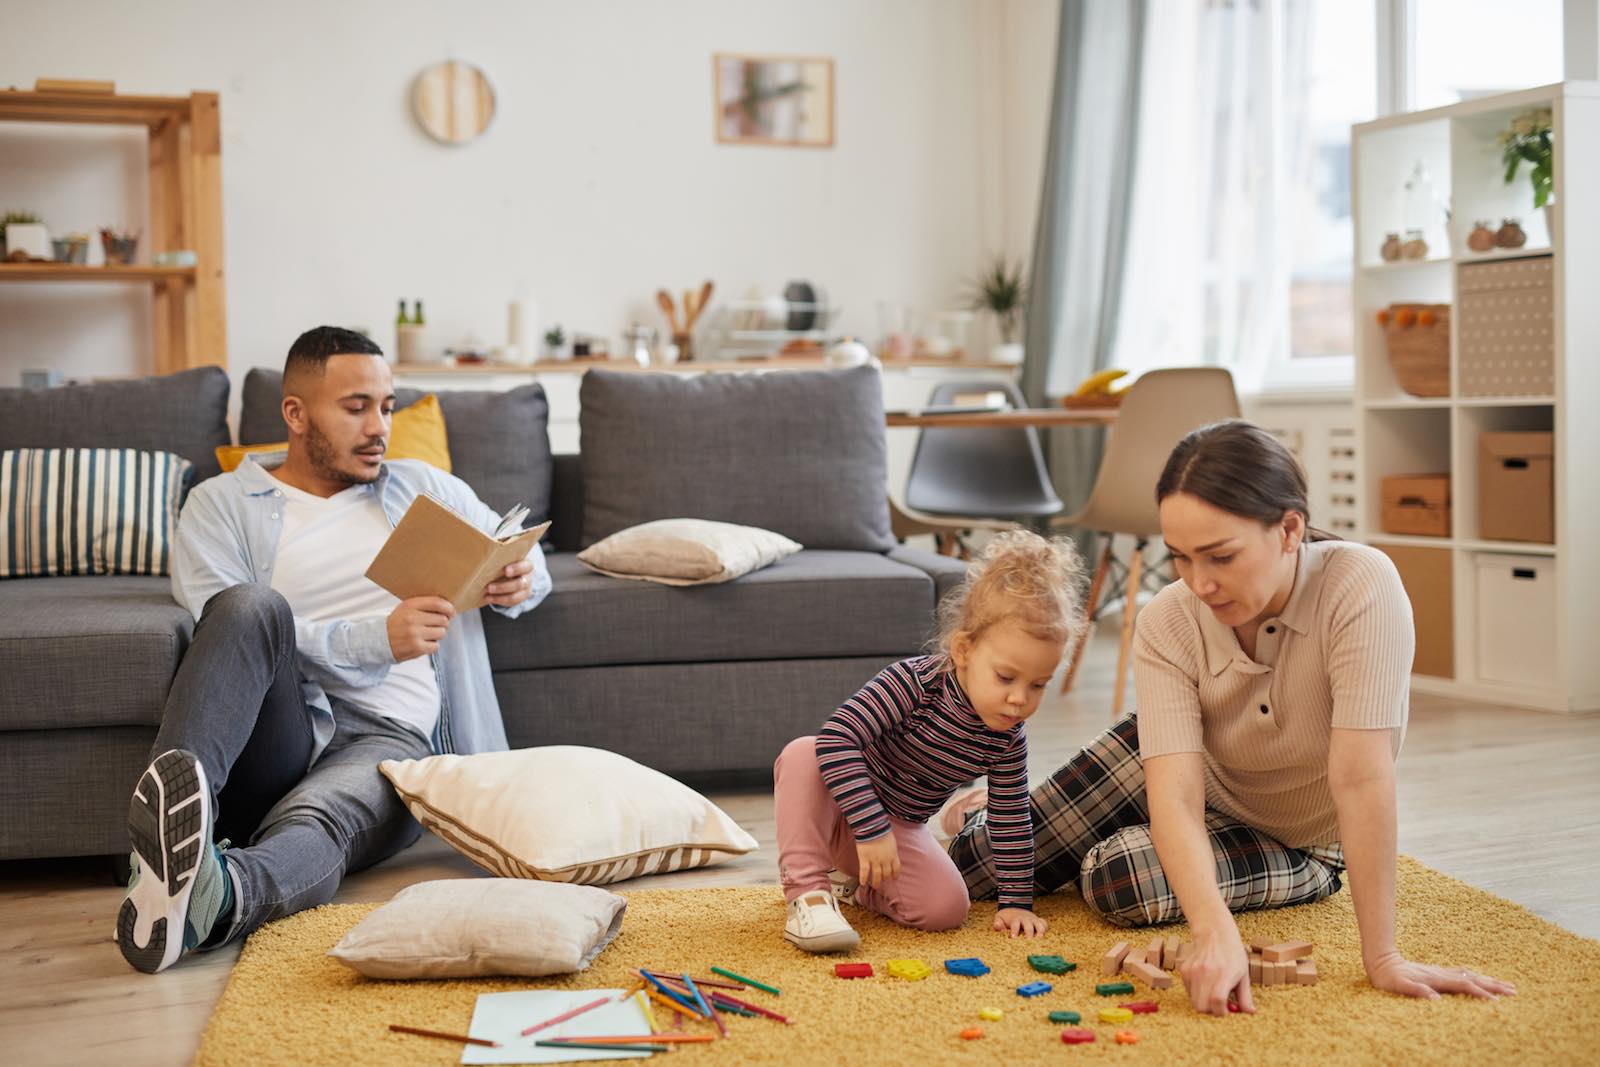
[1100,935,1183,989]
[1100,937,1319,989]
[1247,939,1318,986]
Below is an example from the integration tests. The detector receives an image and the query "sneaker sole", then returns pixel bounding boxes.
[117,750,209,974]
[784,926,861,954]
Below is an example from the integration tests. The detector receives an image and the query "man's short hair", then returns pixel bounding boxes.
[283,326,384,386]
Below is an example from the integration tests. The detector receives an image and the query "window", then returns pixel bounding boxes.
[1413,0,1564,110]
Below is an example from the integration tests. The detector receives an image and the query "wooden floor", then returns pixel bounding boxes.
[2,626,1597,1067]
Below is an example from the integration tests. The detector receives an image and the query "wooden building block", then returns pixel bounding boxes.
[1279,961,1300,984]
[1165,936,1181,968]
[1261,940,1314,963]
[1262,958,1280,986]
[1102,941,1132,977]
[1249,938,1275,953]
[1175,941,1188,964]
[1146,937,1166,970]
[1249,954,1262,984]
[1123,946,1145,969]
[1125,959,1173,990]
[1295,959,1319,986]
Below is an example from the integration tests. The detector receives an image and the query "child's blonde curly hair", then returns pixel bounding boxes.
[933,530,1088,661]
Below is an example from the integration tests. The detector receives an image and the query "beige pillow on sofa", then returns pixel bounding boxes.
[327,877,626,979]
[576,517,801,585]
[380,746,759,885]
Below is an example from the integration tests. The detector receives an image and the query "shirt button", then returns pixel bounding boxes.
[1266,625,1276,634]
[271,511,280,519]
[1259,704,1269,714]
[273,489,282,497]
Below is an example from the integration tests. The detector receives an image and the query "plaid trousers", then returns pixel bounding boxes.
[946,713,1345,927]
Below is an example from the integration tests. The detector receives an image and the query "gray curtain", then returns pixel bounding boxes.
[1021,0,1147,528]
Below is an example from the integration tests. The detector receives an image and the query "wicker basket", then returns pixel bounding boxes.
[1379,303,1450,397]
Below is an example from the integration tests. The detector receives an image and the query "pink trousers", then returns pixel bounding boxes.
[773,735,970,932]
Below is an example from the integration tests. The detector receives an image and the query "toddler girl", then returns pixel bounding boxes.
[774,530,1086,952]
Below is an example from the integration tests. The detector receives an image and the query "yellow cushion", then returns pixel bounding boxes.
[215,393,451,474]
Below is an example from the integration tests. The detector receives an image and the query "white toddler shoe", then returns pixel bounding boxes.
[783,890,860,953]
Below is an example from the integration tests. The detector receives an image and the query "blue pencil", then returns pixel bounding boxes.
[682,973,727,1038]
[639,968,704,1017]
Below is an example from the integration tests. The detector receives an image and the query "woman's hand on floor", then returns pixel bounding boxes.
[1365,951,1517,1000]
[1178,930,1255,1016]
[993,907,1048,938]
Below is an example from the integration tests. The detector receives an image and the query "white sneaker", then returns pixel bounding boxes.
[937,786,989,839]
[827,868,860,907]
[784,891,860,953]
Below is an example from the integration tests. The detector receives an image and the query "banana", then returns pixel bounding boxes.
[1072,368,1128,397]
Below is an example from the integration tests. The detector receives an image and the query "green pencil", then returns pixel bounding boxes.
[534,1039,671,1052]
[710,965,780,995]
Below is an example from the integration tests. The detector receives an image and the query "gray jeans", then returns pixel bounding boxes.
[149,584,431,944]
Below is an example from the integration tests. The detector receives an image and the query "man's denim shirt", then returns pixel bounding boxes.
[170,452,552,763]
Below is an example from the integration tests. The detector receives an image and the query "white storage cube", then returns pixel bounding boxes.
[1473,554,1557,687]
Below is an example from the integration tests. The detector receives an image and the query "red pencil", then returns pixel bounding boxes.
[708,989,790,1023]
[388,1023,499,1048]
[520,994,613,1036]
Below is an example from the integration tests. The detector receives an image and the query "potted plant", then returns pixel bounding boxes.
[966,257,1028,364]
[2,211,43,260]
[1501,107,1554,235]
[543,324,568,361]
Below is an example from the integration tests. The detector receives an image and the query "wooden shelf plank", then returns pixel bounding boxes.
[0,263,196,282]
[0,90,190,126]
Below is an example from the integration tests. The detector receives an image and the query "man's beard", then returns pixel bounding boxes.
[304,416,382,486]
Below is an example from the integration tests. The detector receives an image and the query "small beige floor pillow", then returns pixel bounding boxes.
[576,517,801,585]
[381,746,760,885]
[328,877,626,979]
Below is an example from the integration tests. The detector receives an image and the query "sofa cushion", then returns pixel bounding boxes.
[484,549,936,671]
[0,575,191,730]
[0,366,230,483]
[577,366,894,551]
[239,368,552,518]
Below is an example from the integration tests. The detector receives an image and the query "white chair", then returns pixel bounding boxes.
[1052,367,1241,717]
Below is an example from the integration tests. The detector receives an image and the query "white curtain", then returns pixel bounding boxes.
[1105,0,1316,394]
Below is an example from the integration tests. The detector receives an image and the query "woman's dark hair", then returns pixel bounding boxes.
[1155,419,1339,543]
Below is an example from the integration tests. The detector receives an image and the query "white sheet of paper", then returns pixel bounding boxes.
[462,989,656,1064]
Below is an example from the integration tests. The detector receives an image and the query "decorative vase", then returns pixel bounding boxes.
[1494,218,1527,249]
[1401,230,1428,260]
[992,342,1024,365]
[1467,222,1496,253]
[1380,233,1403,262]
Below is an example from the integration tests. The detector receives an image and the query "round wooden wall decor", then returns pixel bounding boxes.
[411,61,496,145]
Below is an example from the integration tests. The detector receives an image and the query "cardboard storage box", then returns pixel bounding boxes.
[1458,255,1554,397]
[1479,432,1554,543]
[1375,543,1453,678]
[1474,554,1556,687]
[1381,473,1451,537]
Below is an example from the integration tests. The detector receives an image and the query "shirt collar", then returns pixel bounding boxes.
[236,451,390,497]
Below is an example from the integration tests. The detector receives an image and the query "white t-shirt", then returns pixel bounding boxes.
[269,478,441,743]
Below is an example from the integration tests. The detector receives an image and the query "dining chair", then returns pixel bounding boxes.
[1052,367,1241,717]
[903,381,1063,555]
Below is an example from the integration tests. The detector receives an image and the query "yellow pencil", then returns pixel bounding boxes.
[634,989,660,1035]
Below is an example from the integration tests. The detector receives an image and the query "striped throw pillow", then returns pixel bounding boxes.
[0,447,193,578]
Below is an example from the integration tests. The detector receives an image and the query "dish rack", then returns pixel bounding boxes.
[701,298,842,360]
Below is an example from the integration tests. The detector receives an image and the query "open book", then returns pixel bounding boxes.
[365,493,550,612]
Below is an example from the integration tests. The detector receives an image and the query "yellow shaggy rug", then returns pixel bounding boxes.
[196,857,1600,1066]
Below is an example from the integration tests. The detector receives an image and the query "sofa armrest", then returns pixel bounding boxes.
[886,546,968,607]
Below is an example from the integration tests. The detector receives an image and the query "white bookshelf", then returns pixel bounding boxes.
[1352,82,1600,714]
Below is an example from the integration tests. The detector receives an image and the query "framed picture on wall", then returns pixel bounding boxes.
[714,54,834,147]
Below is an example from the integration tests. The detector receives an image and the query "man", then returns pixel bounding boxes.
[115,326,551,974]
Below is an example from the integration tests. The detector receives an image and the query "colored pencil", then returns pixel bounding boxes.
[708,988,790,1023]
[535,1039,671,1053]
[520,994,613,1036]
[545,1034,715,1045]
[638,969,705,1016]
[645,986,701,1019]
[633,990,659,1035]
[642,970,747,990]
[388,1023,500,1048]
[710,966,780,995]
[683,973,727,1039]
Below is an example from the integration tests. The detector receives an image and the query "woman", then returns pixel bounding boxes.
[943,420,1515,1015]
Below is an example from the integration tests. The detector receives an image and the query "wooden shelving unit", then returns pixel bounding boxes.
[1351,81,1600,714]
[0,88,226,374]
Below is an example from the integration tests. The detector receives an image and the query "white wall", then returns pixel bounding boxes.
[0,0,1058,393]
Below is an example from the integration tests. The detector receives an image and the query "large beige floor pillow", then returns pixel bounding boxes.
[381,746,759,885]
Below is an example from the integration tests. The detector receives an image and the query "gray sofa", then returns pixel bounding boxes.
[0,364,964,861]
